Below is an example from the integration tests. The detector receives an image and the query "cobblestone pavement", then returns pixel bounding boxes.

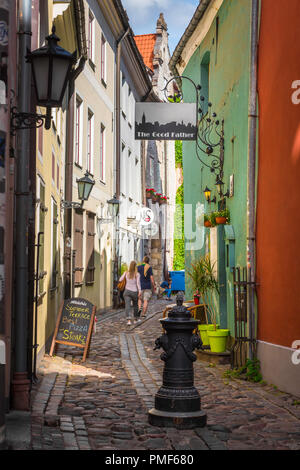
[26,298,300,451]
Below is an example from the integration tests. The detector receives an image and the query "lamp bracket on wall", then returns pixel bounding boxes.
[162,75,225,179]
[10,101,52,135]
[61,201,83,209]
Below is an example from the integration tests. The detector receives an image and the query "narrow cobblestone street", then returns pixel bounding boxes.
[15,298,299,452]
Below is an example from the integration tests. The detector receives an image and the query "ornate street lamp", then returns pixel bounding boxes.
[215,177,224,196]
[203,186,216,204]
[61,172,95,209]
[215,177,229,198]
[11,26,76,133]
[107,195,120,218]
[204,186,211,202]
[77,172,95,201]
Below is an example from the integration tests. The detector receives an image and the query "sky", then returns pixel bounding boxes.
[122,0,199,55]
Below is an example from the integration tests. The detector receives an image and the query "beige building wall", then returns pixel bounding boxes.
[71,0,115,310]
[34,1,68,359]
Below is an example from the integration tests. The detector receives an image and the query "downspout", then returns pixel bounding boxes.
[113,27,129,307]
[247,0,259,360]
[12,0,32,410]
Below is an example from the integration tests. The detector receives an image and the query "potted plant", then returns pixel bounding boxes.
[215,208,230,225]
[193,289,200,305]
[204,214,212,228]
[146,188,155,199]
[186,256,220,346]
[159,195,168,205]
[151,191,159,203]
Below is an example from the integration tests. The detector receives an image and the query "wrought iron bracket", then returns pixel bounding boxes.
[10,105,52,135]
[97,217,113,224]
[61,201,83,209]
[162,75,225,178]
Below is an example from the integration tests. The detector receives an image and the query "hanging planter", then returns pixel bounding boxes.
[159,195,168,205]
[214,209,230,225]
[204,214,212,227]
[152,192,159,203]
[153,192,161,204]
[146,188,155,199]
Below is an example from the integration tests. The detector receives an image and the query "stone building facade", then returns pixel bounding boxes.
[135,13,176,283]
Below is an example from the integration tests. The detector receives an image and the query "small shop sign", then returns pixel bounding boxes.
[50,297,96,362]
[135,102,197,141]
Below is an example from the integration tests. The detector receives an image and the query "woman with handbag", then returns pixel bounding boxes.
[118,261,141,326]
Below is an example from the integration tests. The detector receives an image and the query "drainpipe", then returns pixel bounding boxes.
[247,0,259,360]
[11,0,32,410]
[113,27,129,307]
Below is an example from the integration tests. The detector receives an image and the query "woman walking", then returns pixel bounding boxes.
[118,261,141,326]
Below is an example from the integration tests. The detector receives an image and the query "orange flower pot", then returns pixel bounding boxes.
[215,217,227,225]
[204,221,212,227]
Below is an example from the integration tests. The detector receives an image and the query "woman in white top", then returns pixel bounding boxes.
[119,261,141,325]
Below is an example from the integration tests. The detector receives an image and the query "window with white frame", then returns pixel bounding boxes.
[87,109,94,174]
[88,9,95,63]
[75,96,83,166]
[101,34,106,83]
[121,142,126,196]
[52,151,55,184]
[100,123,105,182]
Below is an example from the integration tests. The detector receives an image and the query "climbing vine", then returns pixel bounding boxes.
[175,140,183,168]
[173,182,184,270]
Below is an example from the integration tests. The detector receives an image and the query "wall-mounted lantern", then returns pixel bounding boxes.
[11,26,76,133]
[203,186,216,204]
[61,171,95,209]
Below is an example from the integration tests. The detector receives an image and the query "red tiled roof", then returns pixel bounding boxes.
[134,34,156,71]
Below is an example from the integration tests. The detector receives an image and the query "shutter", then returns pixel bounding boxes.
[51,200,58,289]
[74,209,84,285]
[39,183,45,294]
[86,212,95,284]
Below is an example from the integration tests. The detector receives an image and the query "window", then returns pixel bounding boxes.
[38,125,43,157]
[56,163,59,190]
[121,142,126,196]
[86,213,95,284]
[100,124,105,182]
[121,74,126,117]
[88,9,95,63]
[52,152,55,183]
[74,209,84,285]
[75,96,83,166]
[53,108,61,138]
[51,198,58,289]
[101,34,106,83]
[87,109,94,174]
[200,51,210,114]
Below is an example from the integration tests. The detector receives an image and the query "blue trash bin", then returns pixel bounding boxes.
[169,270,185,292]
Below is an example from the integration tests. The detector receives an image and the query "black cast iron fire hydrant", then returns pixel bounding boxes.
[148,293,207,429]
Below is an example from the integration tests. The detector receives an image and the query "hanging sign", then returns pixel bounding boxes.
[135,103,197,141]
[50,297,96,362]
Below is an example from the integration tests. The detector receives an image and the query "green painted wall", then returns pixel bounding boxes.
[182,0,252,334]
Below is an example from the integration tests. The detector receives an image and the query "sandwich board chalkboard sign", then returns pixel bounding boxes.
[50,297,96,362]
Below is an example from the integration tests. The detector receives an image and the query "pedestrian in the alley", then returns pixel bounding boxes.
[137,256,156,318]
[119,261,142,326]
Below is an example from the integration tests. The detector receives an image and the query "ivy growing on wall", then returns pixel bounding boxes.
[173,140,184,270]
[175,140,183,168]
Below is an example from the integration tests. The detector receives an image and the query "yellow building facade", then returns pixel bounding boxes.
[34,0,85,361]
